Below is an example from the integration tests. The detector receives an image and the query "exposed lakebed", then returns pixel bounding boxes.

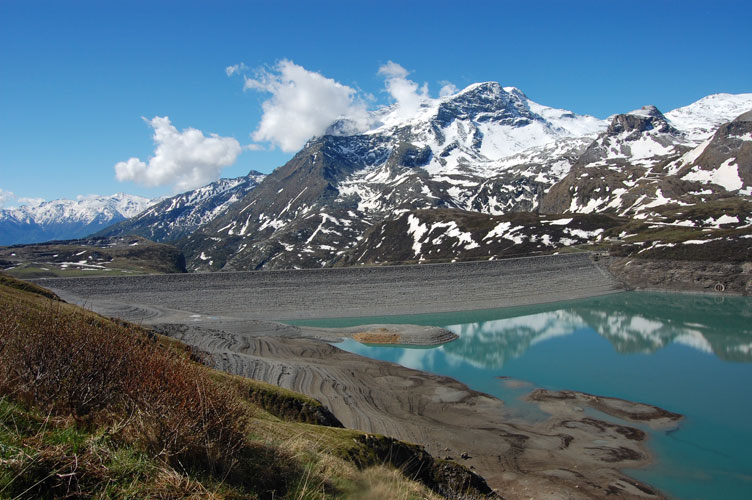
[290,292,752,500]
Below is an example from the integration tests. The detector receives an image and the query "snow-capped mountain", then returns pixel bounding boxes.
[97,171,265,243]
[667,110,752,195]
[181,83,613,270]
[179,85,751,271]
[0,193,154,246]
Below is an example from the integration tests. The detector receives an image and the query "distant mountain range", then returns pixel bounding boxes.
[0,194,153,246]
[3,84,750,271]
[0,172,266,247]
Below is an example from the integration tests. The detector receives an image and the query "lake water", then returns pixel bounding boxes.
[289,292,752,500]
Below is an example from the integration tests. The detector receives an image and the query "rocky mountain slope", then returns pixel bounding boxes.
[179,85,751,271]
[334,210,621,266]
[0,193,153,246]
[540,104,752,216]
[97,171,265,242]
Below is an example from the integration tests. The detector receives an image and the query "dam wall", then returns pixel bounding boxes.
[39,253,623,321]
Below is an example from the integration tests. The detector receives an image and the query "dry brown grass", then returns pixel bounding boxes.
[0,292,251,482]
[351,466,443,500]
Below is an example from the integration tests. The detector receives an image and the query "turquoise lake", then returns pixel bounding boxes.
[289,292,752,500]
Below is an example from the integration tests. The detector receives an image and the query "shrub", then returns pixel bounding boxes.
[0,299,250,477]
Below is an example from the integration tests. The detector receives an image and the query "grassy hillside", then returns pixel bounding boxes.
[0,236,186,279]
[0,273,492,499]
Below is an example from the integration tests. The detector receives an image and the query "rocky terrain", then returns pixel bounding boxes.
[39,253,622,321]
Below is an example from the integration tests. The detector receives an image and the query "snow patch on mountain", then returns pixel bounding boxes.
[682,158,744,191]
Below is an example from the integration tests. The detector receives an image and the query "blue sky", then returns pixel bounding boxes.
[1,0,750,204]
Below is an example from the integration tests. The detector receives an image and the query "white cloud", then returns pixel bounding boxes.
[18,197,45,207]
[225,63,248,77]
[0,191,45,210]
[439,81,458,97]
[0,188,15,208]
[377,61,430,118]
[237,60,456,152]
[243,60,371,153]
[115,116,243,192]
[378,60,410,80]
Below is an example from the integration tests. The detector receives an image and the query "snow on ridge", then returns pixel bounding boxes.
[627,106,660,118]
[666,93,752,141]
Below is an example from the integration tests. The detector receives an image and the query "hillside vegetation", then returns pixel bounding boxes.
[0,273,491,499]
[0,236,186,279]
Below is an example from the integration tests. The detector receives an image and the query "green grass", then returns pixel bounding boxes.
[0,273,59,300]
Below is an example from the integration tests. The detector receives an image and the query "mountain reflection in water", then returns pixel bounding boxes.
[442,292,752,368]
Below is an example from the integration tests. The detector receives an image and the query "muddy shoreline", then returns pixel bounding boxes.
[156,320,678,500]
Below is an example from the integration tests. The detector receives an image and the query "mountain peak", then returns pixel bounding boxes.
[435,81,534,128]
[607,105,675,136]
[454,81,502,96]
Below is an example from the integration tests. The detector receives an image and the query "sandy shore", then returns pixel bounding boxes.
[38,254,682,499]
